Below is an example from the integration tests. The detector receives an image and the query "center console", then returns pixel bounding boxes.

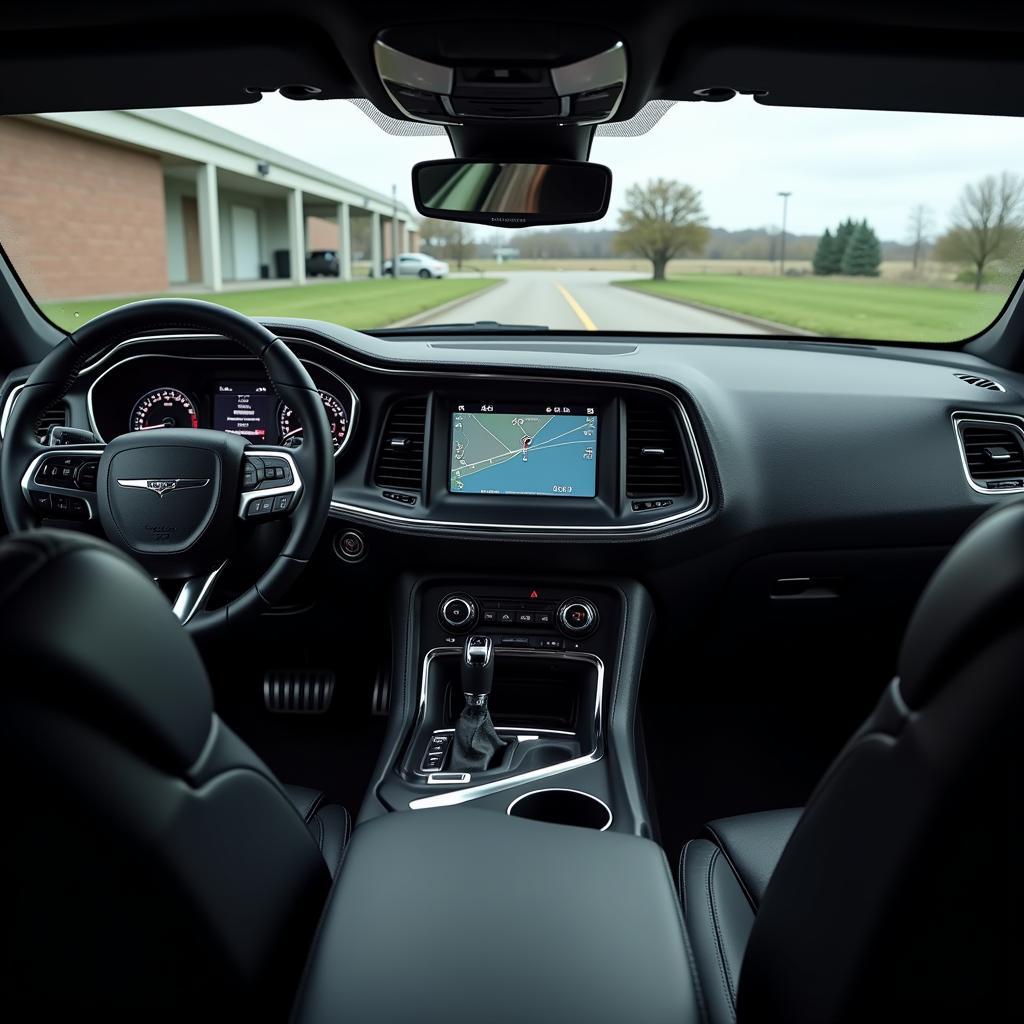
[291,807,701,1024]
[365,573,655,838]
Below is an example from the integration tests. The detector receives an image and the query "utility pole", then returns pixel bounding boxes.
[778,191,792,276]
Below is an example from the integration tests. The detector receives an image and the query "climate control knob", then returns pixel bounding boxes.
[438,593,478,632]
[557,598,599,638]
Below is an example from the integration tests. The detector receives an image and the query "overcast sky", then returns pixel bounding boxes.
[183,93,1024,242]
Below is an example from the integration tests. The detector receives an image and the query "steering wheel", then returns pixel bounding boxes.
[1,299,334,636]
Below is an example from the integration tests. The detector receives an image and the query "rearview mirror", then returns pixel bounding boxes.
[412,159,611,227]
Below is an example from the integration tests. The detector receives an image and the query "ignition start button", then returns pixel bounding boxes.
[335,530,366,562]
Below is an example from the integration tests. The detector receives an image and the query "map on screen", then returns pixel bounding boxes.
[449,404,598,497]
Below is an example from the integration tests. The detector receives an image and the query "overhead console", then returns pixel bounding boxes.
[374,23,626,127]
[344,379,711,534]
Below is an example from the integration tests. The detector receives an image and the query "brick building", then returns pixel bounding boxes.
[0,109,418,301]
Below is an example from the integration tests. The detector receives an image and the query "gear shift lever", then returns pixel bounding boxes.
[462,635,495,706]
[449,635,506,773]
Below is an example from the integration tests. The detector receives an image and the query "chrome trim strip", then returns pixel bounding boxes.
[68,332,712,534]
[373,40,460,126]
[951,410,1024,496]
[408,647,603,810]
[117,477,209,495]
[83,351,358,458]
[551,42,627,125]
[238,447,303,516]
[506,787,613,832]
[0,382,27,439]
[19,445,103,521]
[427,772,471,785]
[172,561,227,625]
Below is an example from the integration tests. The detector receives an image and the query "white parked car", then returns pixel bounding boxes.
[381,252,449,278]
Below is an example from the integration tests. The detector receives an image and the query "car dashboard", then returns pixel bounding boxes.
[3,321,1024,562]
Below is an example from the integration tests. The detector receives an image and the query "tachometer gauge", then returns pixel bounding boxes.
[130,388,199,432]
[278,390,348,452]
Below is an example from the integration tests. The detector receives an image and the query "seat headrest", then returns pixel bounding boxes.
[899,497,1024,709]
[0,530,214,772]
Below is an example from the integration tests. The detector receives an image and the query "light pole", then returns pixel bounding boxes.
[777,191,792,276]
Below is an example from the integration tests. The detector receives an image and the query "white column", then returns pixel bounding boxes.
[338,202,352,281]
[287,188,306,285]
[196,163,222,292]
[370,211,382,278]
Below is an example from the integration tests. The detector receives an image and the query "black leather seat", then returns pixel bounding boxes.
[679,809,800,1024]
[681,498,1024,1023]
[285,783,352,878]
[0,531,349,1020]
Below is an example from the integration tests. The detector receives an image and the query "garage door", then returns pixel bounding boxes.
[230,205,260,280]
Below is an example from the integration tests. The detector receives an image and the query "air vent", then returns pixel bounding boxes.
[954,416,1024,492]
[374,396,428,490]
[35,403,68,444]
[625,399,687,498]
[954,373,1005,392]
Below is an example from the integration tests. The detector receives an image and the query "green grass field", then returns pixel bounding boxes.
[617,275,1009,343]
[40,277,497,332]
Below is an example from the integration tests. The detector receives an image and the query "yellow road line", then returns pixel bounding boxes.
[556,283,597,331]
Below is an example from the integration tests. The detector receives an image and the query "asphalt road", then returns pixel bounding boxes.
[417,270,768,334]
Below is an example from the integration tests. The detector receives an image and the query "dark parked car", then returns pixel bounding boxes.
[305,249,340,276]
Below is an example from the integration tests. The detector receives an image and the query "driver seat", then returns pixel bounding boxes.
[0,530,349,1020]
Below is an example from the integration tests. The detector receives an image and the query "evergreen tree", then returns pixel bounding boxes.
[834,217,857,265]
[840,220,882,276]
[812,228,838,275]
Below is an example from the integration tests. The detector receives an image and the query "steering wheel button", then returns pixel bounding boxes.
[273,495,291,512]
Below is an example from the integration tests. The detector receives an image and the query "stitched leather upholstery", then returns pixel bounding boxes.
[679,810,800,1024]
[284,784,352,878]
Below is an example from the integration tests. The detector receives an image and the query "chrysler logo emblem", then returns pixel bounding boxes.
[117,478,209,497]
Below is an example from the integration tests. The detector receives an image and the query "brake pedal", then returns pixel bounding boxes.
[263,670,335,714]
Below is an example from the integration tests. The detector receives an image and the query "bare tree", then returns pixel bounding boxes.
[613,179,709,280]
[418,217,476,270]
[906,203,934,271]
[935,173,1024,290]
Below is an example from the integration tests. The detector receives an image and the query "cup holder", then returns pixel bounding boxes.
[506,788,612,831]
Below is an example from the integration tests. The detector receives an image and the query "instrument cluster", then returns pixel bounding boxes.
[88,355,356,455]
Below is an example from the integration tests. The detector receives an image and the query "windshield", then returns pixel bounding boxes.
[2,95,1023,343]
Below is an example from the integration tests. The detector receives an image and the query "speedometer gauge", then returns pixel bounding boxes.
[278,390,348,451]
[130,388,199,432]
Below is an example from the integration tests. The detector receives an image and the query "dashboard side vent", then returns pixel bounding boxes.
[35,402,68,444]
[625,398,687,497]
[374,396,428,490]
[954,373,1005,392]
[955,416,1024,492]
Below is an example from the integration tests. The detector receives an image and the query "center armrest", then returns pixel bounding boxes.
[292,807,702,1024]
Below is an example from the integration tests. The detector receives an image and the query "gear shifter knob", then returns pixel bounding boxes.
[462,635,495,706]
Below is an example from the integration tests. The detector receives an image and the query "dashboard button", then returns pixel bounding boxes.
[557,598,599,638]
[335,530,366,562]
[438,593,478,632]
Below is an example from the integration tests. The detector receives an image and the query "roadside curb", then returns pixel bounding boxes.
[386,277,505,328]
[613,281,820,337]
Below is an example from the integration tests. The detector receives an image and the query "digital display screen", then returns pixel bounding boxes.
[449,402,598,498]
[213,381,275,441]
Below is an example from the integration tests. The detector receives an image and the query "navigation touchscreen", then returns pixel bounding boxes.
[449,402,598,497]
